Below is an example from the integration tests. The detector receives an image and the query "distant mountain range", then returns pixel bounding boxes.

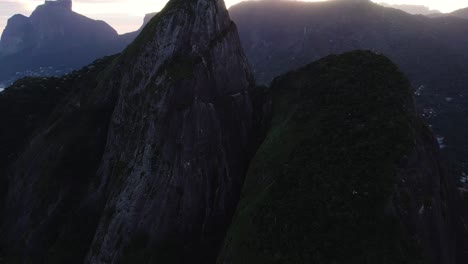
[378,2,441,15]
[2,0,468,88]
[0,0,150,86]
[451,7,468,19]
[229,0,468,185]
[377,2,468,19]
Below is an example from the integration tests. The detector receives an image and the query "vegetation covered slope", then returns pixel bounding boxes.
[0,56,116,264]
[0,56,114,211]
[229,0,468,198]
[218,51,468,264]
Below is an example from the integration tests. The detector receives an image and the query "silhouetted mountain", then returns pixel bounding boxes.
[0,0,125,85]
[230,0,468,187]
[451,7,468,19]
[378,2,441,15]
[219,51,468,264]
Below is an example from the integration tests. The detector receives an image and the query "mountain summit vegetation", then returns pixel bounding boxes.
[229,0,468,195]
[219,51,468,264]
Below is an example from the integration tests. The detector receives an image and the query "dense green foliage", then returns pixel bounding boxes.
[219,51,424,263]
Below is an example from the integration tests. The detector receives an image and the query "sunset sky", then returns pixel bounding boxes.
[0,0,467,34]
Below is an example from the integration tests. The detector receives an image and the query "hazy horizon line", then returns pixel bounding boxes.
[0,0,466,36]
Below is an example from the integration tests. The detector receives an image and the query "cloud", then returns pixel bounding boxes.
[69,0,168,33]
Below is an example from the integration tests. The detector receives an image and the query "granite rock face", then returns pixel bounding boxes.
[0,0,117,57]
[0,0,256,263]
[88,0,256,262]
[0,14,34,56]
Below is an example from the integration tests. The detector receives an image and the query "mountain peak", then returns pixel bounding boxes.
[44,0,72,11]
[334,0,371,3]
[0,0,257,262]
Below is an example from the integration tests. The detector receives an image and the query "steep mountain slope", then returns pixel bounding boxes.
[0,0,256,263]
[219,51,468,264]
[230,0,468,85]
[0,0,124,85]
[229,0,468,188]
[451,8,468,19]
[0,56,114,221]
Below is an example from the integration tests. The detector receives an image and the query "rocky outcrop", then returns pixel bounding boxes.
[87,0,256,262]
[27,0,116,49]
[0,14,34,56]
[218,51,468,264]
[0,0,116,56]
[44,0,72,10]
[0,0,256,263]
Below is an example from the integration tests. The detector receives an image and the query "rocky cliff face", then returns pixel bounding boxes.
[0,0,117,57]
[27,0,116,49]
[218,51,468,264]
[0,0,256,263]
[0,14,34,56]
[87,0,256,262]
